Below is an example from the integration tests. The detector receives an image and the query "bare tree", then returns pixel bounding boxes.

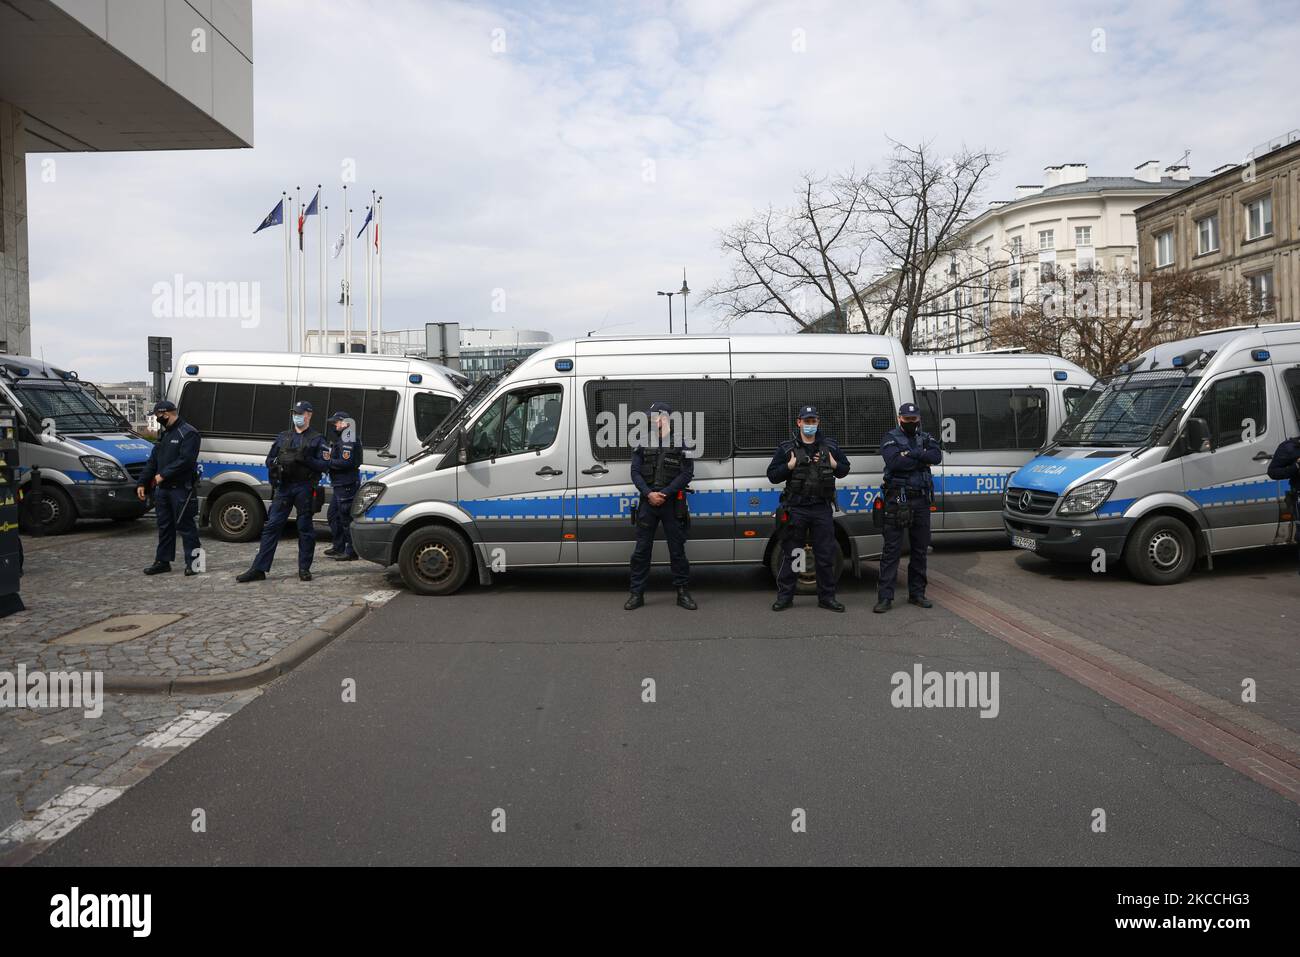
[702,172,873,331]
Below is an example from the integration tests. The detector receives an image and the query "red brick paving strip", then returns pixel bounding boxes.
[924,568,1300,806]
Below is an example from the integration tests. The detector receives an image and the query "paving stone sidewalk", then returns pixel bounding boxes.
[1,520,400,678]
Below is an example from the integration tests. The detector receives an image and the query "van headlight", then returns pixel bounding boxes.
[353,481,386,517]
[1057,480,1116,516]
[80,455,127,482]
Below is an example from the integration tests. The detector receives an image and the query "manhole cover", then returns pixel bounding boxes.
[51,613,184,646]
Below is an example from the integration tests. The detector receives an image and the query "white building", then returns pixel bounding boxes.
[848,161,1204,353]
[304,326,555,381]
[1,0,254,355]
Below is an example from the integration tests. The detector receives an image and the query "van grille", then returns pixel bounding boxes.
[1005,486,1057,515]
[124,462,148,483]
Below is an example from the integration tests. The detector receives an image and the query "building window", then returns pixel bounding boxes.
[1074,226,1091,247]
[1010,236,1022,257]
[1247,271,1274,315]
[1196,214,1219,255]
[1245,195,1273,240]
[1155,229,1174,267]
[1038,229,1054,250]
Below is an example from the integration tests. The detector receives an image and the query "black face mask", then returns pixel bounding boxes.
[901,421,919,436]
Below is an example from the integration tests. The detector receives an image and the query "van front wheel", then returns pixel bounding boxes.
[19,483,77,535]
[1124,515,1195,585]
[398,526,472,596]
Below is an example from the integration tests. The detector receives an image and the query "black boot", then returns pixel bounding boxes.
[322,547,341,557]
[873,598,893,613]
[676,587,697,611]
[908,595,933,608]
[299,569,313,582]
[624,592,644,610]
[143,561,171,575]
[818,598,846,613]
[333,553,359,562]
[236,569,266,583]
[771,597,793,611]
[183,566,198,577]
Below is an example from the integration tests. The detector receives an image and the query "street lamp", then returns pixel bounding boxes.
[679,269,690,335]
[656,290,675,334]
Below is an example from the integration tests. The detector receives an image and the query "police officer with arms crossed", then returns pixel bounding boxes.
[1267,433,1300,574]
[874,402,943,613]
[138,399,202,576]
[625,400,697,611]
[322,410,362,562]
[237,400,328,583]
[768,404,851,612]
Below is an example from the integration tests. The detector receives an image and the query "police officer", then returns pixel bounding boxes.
[322,411,362,562]
[138,400,202,576]
[237,400,328,582]
[1267,434,1300,574]
[625,401,697,610]
[874,402,943,613]
[768,405,851,612]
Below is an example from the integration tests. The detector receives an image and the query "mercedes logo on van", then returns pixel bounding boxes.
[1018,490,1033,511]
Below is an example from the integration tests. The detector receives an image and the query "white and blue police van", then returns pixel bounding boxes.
[0,356,153,534]
[909,351,1094,532]
[165,350,467,542]
[348,334,914,595]
[1002,322,1300,584]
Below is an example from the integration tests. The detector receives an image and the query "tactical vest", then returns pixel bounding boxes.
[278,429,321,484]
[883,430,934,492]
[639,447,685,491]
[785,444,836,500]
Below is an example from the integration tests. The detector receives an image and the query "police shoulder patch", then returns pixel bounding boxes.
[342,450,351,460]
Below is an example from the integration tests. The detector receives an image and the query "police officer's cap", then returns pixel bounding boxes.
[797,405,819,419]
[327,410,352,422]
[292,400,314,414]
[648,401,672,415]
[151,400,177,415]
[898,402,921,418]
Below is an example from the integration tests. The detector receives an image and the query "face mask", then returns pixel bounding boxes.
[801,423,818,437]
[293,414,306,428]
[901,421,919,436]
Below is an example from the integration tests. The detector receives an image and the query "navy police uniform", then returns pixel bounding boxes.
[768,405,851,607]
[323,411,363,560]
[1267,437,1300,573]
[140,400,202,573]
[248,402,328,576]
[626,401,696,610]
[876,403,943,607]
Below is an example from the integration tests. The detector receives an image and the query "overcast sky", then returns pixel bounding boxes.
[24,0,1299,382]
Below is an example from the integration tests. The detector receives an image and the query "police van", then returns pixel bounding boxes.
[909,352,1095,532]
[166,351,467,542]
[1002,323,1300,584]
[348,334,913,595]
[0,356,153,535]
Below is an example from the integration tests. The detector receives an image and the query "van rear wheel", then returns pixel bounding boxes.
[1124,514,1195,585]
[398,526,472,596]
[768,531,845,595]
[209,489,264,543]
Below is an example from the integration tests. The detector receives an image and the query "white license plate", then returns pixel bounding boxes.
[1011,535,1037,551]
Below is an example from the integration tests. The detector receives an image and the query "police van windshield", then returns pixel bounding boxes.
[1054,369,1199,447]
[11,381,125,433]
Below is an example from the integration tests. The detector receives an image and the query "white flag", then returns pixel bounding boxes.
[331,231,345,259]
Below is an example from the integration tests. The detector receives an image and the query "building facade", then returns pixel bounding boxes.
[0,0,254,355]
[97,380,154,430]
[304,326,556,381]
[1135,131,1299,323]
[831,160,1204,352]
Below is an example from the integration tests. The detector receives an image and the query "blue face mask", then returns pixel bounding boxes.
[292,414,306,428]
[801,423,818,437]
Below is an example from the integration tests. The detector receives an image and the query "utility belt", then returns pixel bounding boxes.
[872,480,934,529]
[629,488,691,530]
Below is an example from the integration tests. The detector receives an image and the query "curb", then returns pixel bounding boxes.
[100,601,369,695]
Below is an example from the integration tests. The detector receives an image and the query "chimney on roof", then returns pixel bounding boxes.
[1059,163,1088,185]
[1015,184,1042,199]
[1164,164,1190,182]
[1134,160,1161,184]
[1042,165,1062,189]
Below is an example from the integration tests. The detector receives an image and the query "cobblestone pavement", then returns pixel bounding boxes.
[0,518,400,862]
[2,520,400,677]
[925,533,1300,735]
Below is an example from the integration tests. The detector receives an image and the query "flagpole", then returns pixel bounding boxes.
[282,190,291,353]
[366,190,374,353]
[344,194,352,353]
[377,195,383,357]
[317,184,325,352]
[297,186,305,352]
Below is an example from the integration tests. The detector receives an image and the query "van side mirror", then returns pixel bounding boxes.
[1183,417,1212,454]
[456,428,468,465]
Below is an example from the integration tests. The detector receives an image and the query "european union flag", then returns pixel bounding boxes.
[254,198,284,234]
[304,189,320,217]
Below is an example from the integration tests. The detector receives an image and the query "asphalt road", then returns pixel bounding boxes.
[34,557,1300,866]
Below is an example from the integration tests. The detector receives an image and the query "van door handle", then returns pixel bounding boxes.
[378,451,397,459]
[581,464,609,475]
[1253,452,1272,461]
[536,466,563,476]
